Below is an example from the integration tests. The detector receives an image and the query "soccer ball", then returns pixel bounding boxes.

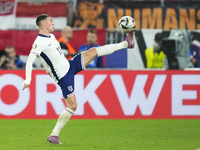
[118,16,136,33]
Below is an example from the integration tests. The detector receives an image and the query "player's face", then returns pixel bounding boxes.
[44,17,54,32]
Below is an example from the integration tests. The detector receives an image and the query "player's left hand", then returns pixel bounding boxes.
[22,81,30,90]
[22,83,30,90]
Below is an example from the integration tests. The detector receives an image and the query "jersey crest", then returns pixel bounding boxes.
[32,44,37,50]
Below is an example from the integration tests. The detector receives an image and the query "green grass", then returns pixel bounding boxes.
[0,119,199,150]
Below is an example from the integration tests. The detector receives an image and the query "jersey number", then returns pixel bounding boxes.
[56,47,63,55]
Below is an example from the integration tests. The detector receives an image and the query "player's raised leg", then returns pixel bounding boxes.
[83,31,135,67]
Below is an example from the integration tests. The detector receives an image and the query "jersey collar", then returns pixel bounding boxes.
[38,33,51,38]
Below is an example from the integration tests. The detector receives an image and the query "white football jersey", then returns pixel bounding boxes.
[31,33,70,82]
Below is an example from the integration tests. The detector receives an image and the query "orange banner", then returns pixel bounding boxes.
[73,1,200,31]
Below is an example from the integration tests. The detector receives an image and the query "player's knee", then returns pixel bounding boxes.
[71,103,77,111]
[68,102,77,112]
[88,47,98,57]
[65,98,77,111]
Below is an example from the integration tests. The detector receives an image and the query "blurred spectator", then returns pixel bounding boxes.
[78,29,106,68]
[0,50,7,68]
[0,45,25,69]
[58,26,77,60]
[145,33,166,68]
[189,44,200,68]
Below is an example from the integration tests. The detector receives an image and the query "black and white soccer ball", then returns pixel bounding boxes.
[118,16,136,33]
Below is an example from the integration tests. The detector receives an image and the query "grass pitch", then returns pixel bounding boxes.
[0,119,199,150]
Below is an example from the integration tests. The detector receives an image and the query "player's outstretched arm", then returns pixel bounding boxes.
[22,53,37,90]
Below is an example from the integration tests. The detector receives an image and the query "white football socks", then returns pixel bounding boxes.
[51,108,74,136]
[96,41,128,57]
